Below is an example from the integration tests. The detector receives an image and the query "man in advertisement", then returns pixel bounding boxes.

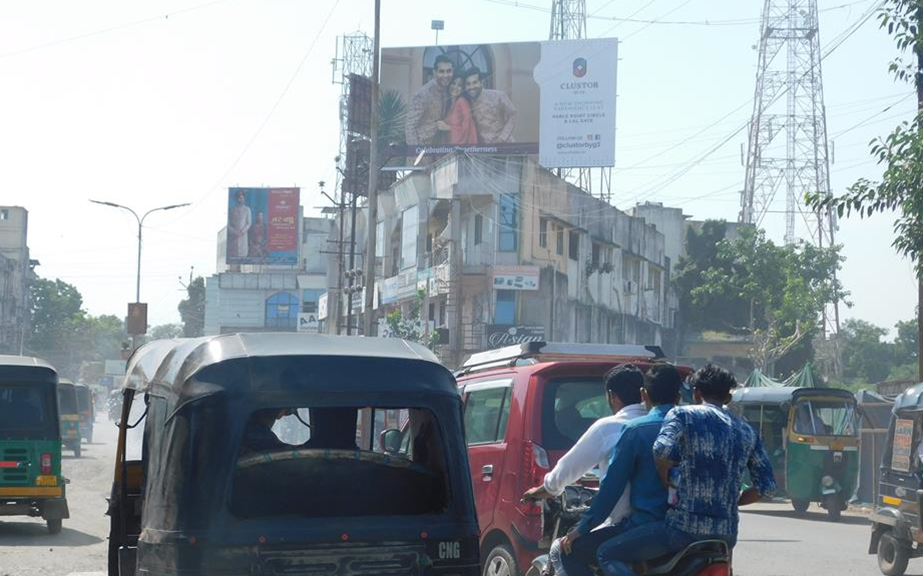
[464,66,517,144]
[405,55,454,146]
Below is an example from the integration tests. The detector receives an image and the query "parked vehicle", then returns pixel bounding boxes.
[525,485,729,576]
[0,355,69,534]
[869,382,923,576]
[57,379,81,458]
[452,342,691,576]
[108,333,479,576]
[729,386,860,520]
[107,389,122,422]
[75,382,95,444]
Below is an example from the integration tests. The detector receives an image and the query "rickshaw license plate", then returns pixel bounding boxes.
[35,475,57,487]
[821,488,836,495]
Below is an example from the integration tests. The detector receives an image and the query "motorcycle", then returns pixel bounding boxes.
[525,485,730,576]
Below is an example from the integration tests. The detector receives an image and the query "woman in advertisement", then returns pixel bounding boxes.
[228,190,251,259]
[437,74,478,145]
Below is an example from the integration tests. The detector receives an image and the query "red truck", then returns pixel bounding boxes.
[455,342,688,576]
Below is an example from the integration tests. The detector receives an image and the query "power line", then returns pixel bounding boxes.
[0,0,240,60]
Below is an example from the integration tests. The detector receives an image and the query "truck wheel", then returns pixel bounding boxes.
[483,545,517,576]
[791,499,810,513]
[47,519,62,534]
[878,531,910,576]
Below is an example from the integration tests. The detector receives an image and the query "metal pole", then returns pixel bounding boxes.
[346,161,359,335]
[135,219,142,303]
[362,0,382,337]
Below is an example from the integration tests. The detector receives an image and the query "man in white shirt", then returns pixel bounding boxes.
[522,364,647,576]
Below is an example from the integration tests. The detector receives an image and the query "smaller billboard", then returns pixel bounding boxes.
[126,303,148,336]
[226,188,300,266]
[493,266,540,291]
[298,312,319,333]
[104,360,127,376]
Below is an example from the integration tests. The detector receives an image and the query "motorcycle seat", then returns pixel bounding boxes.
[643,540,729,576]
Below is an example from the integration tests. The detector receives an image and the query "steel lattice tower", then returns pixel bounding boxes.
[549,0,613,203]
[332,32,374,185]
[741,0,835,248]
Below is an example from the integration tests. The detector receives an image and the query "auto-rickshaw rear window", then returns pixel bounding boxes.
[231,405,450,519]
[0,384,53,436]
[57,386,77,414]
[792,398,858,436]
[76,388,91,411]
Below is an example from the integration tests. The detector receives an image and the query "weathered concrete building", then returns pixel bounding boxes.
[0,207,34,354]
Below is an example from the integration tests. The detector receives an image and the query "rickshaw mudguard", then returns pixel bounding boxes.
[43,497,69,520]
[869,508,914,554]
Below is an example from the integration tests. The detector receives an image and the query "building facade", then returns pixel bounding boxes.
[204,217,335,335]
[0,207,33,354]
[337,155,679,366]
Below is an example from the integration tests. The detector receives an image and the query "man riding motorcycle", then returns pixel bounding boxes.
[559,364,685,576]
[522,365,648,576]
[594,364,776,576]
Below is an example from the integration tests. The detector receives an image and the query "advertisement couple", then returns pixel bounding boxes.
[405,54,518,147]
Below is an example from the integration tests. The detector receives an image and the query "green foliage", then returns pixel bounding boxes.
[840,319,893,383]
[378,88,407,152]
[385,289,439,351]
[149,323,183,340]
[28,277,128,379]
[678,226,847,370]
[178,277,205,338]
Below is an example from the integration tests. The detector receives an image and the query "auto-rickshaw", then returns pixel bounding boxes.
[0,355,69,534]
[730,386,860,520]
[57,379,81,458]
[108,333,479,576]
[869,382,923,576]
[75,382,94,443]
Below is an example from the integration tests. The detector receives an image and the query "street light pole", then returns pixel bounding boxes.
[90,200,191,343]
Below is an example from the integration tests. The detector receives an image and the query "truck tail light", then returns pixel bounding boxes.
[40,453,52,475]
[518,442,550,516]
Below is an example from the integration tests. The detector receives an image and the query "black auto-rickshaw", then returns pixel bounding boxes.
[0,355,69,533]
[870,382,923,575]
[108,333,479,576]
[75,382,94,444]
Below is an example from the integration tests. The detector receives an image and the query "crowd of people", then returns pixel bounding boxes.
[523,363,777,576]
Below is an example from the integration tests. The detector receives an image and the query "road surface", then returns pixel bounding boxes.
[0,414,910,576]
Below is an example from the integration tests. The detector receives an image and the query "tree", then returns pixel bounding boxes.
[840,319,893,383]
[688,227,847,372]
[150,323,183,340]
[178,277,205,338]
[385,289,438,350]
[807,0,923,379]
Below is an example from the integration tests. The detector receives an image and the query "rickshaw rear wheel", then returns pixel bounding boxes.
[47,519,62,534]
[73,443,81,458]
[878,531,910,576]
[824,495,843,522]
[791,499,810,513]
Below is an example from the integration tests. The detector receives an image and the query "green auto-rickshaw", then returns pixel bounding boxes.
[75,382,94,444]
[57,380,81,458]
[730,386,860,520]
[0,355,70,534]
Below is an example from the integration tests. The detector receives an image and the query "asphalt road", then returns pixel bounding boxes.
[0,416,912,576]
[0,410,115,576]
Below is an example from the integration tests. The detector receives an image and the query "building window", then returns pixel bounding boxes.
[498,196,517,252]
[0,210,8,221]
[539,217,548,248]
[401,206,419,270]
[302,289,324,314]
[474,213,483,245]
[266,292,300,330]
[556,226,564,255]
[591,242,601,269]
[495,290,516,324]
[568,230,580,261]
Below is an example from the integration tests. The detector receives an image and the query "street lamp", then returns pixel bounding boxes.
[89,200,191,304]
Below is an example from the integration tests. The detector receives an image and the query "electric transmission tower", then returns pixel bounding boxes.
[741,0,835,248]
[549,0,613,203]
[741,0,841,344]
[332,32,374,183]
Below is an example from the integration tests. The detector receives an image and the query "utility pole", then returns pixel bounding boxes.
[362,0,381,337]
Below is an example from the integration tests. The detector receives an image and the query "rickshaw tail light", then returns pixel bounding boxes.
[40,453,52,475]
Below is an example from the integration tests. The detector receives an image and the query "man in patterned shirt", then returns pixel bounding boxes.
[594,364,776,576]
[463,67,518,143]
[405,55,454,145]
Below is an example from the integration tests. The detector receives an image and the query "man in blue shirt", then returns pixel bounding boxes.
[558,364,685,576]
[595,364,776,576]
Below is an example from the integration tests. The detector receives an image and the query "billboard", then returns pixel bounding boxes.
[226,188,300,266]
[380,38,617,167]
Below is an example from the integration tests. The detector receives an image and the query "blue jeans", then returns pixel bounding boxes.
[597,522,732,576]
[560,524,627,576]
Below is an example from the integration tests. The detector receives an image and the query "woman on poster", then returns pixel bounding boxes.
[228,190,251,259]
[436,75,478,145]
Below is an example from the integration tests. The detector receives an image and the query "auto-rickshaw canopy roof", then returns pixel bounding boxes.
[892,382,923,413]
[122,333,452,403]
[731,386,799,405]
[0,354,57,374]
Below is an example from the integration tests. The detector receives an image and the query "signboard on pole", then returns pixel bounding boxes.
[380,38,617,167]
[126,303,148,336]
[226,188,300,266]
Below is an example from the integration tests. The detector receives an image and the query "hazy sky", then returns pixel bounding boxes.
[0,0,914,337]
